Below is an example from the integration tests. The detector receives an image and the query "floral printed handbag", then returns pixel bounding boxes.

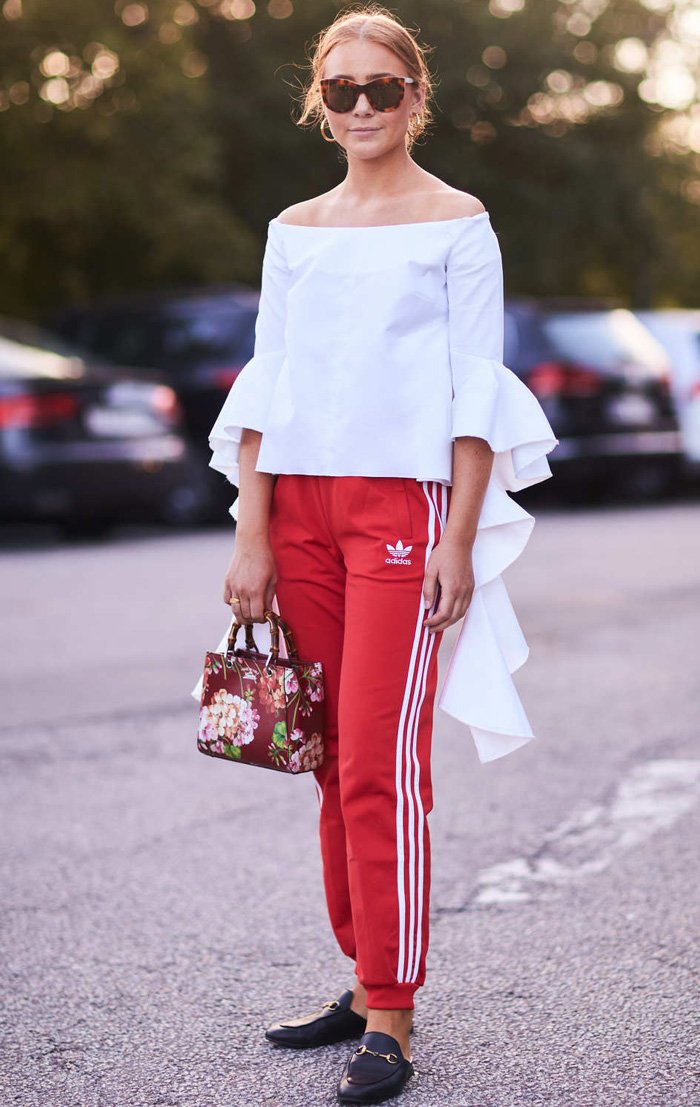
[197,608,324,774]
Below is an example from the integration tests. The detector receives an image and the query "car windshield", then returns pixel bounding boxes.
[540,309,668,374]
[72,299,257,372]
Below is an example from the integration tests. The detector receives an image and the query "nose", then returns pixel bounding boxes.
[353,92,374,113]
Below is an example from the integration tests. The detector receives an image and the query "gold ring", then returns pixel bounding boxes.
[229,596,240,604]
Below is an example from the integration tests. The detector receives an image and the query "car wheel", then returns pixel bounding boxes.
[158,473,219,527]
[562,477,608,506]
[612,459,678,502]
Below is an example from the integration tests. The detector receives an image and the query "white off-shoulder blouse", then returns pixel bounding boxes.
[191,211,560,764]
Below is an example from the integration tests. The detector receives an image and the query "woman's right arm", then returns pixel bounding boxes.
[209,220,290,622]
[222,428,278,623]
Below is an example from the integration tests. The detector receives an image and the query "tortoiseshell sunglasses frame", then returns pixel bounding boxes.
[320,76,417,114]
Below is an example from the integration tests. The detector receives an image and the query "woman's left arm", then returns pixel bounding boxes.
[422,436,493,632]
[422,213,505,633]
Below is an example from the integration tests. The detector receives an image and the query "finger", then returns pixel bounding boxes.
[264,581,277,614]
[425,589,473,631]
[423,587,460,629]
[249,595,266,623]
[423,585,451,625]
[225,586,240,612]
[423,584,462,628]
[238,593,253,623]
[425,605,457,633]
[423,571,439,610]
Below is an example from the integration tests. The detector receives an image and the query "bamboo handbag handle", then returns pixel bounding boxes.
[269,612,299,659]
[226,609,299,661]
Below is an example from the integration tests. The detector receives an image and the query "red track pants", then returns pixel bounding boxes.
[268,475,450,1010]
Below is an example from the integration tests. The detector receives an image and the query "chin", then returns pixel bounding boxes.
[345,134,392,152]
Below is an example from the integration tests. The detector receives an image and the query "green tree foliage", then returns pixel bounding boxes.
[1,0,698,317]
[0,0,258,317]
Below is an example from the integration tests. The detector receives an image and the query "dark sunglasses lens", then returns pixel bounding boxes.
[322,82,357,113]
[369,79,404,111]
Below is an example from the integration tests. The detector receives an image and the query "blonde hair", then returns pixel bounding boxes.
[295,4,436,154]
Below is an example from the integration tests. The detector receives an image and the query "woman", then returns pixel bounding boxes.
[200,5,558,1103]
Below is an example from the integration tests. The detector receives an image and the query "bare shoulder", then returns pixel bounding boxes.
[275,198,331,227]
[429,189,487,220]
[274,188,486,226]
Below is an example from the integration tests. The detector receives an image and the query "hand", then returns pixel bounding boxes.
[422,534,475,633]
[223,535,278,624]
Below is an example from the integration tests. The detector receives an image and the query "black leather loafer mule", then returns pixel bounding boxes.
[265,988,367,1049]
[337,1031,415,1104]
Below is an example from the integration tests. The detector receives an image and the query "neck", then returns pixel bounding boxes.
[334,145,426,213]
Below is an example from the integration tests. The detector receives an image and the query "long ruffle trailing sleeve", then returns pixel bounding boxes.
[191,213,559,764]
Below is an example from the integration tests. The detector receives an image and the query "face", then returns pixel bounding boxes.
[320,39,424,157]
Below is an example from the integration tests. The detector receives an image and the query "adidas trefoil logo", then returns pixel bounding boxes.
[385,538,413,565]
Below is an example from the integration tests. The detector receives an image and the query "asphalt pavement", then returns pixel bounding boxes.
[0,497,698,1107]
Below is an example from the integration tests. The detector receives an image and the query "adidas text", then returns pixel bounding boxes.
[385,538,413,566]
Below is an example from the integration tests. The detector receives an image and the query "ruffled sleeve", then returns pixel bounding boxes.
[207,219,291,498]
[438,215,560,763]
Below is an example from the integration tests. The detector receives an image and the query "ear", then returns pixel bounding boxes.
[411,81,425,114]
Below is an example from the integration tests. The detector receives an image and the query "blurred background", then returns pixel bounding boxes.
[1,0,700,533]
[2,7,699,1106]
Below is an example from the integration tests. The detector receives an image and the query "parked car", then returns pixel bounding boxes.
[44,285,260,514]
[0,316,212,535]
[634,309,700,479]
[45,289,684,505]
[504,300,683,500]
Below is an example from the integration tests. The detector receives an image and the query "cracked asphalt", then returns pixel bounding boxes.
[1,497,698,1107]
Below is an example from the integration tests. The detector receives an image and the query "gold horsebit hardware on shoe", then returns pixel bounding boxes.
[322,1000,340,1011]
[354,1044,399,1064]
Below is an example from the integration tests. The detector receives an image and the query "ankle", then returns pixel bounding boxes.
[365,1007,413,1028]
[365,1008,413,1058]
[350,980,368,1018]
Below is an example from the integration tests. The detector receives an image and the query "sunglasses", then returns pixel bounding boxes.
[320,76,417,114]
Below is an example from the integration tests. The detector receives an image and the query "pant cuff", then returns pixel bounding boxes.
[364,982,419,1009]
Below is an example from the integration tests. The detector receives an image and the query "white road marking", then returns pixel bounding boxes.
[474,759,700,906]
